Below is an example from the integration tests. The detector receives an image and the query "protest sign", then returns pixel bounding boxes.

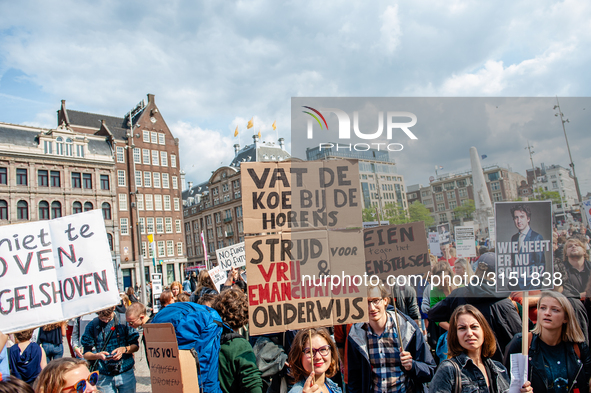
[488,217,496,246]
[246,229,367,335]
[428,232,441,256]
[582,200,591,226]
[152,273,163,313]
[0,210,120,333]
[437,223,451,245]
[144,323,199,393]
[494,201,553,292]
[241,160,362,234]
[364,222,430,282]
[455,225,477,258]
[215,242,246,271]
[207,266,227,292]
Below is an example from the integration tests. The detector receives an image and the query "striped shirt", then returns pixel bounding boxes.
[367,313,406,393]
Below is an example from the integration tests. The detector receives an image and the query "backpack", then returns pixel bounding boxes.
[152,302,229,393]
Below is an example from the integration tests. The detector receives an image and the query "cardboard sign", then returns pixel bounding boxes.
[494,201,553,292]
[437,223,451,245]
[207,266,227,292]
[362,221,390,229]
[0,210,120,333]
[143,323,199,393]
[215,242,246,271]
[241,160,363,234]
[364,222,430,281]
[246,229,367,335]
[429,232,441,256]
[488,217,496,246]
[455,225,477,258]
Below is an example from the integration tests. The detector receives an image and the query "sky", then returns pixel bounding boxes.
[1,0,590,197]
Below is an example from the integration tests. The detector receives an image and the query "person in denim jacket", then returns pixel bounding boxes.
[430,305,532,393]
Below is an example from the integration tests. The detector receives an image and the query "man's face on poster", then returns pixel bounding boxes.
[513,210,530,232]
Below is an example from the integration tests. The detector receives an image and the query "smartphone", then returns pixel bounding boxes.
[105,354,114,359]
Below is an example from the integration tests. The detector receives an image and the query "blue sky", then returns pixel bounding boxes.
[1,0,590,196]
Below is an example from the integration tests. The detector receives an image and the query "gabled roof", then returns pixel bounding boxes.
[66,110,131,140]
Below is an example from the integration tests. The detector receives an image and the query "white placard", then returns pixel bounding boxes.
[0,210,120,334]
[488,217,496,245]
[215,242,246,271]
[582,200,591,227]
[207,266,227,292]
[455,225,477,258]
[508,353,528,393]
[429,232,441,256]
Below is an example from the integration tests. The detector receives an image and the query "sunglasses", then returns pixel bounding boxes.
[63,371,99,393]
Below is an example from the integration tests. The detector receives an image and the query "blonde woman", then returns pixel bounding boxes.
[504,291,591,393]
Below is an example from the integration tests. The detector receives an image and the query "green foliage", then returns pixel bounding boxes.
[453,199,475,220]
[531,187,562,204]
[408,201,435,227]
[362,201,434,227]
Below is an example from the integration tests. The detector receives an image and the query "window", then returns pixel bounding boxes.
[177,242,183,256]
[237,221,243,234]
[174,198,180,211]
[148,241,154,258]
[234,190,241,199]
[142,242,147,258]
[102,202,111,220]
[70,172,81,188]
[165,218,173,233]
[117,171,125,187]
[84,202,93,211]
[51,201,62,219]
[76,145,85,158]
[491,182,501,191]
[147,217,154,234]
[447,191,455,200]
[82,173,92,189]
[236,206,242,217]
[154,194,162,210]
[73,201,82,214]
[133,148,141,164]
[39,201,50,220]
[492,192,503,202]
[172,176,178,189]
[458,188,468,198]
[167,240,174,256]
[151,132,158,144]
[176,220,182,233]
[120,218,129,235]
[449,201,457,210]
[193,221,199,231]
[135,171,142,187]
[153,172,161,188]
[156,217,164,233]
[164,195,171,210]
[215,212,221,223]
[162,173,169,188]
[143,130,150,142]
[233,180,240,188]
[107,233,113,250]
[116,146,125,163]
[136,194,144,210]
[56,137,64,155]
[139,217,145,234]
[65,138,74,156]
[144,172,152,187]
[0,168,6,185]
[145,194,153,210]
[160,151,168,166]
[171,155,177,168]
[143,149,150,164]
[51,171,60,187]
[217,226,223,237]
[212,188,218,196]
[437,203,445,211]
[44,140,53,154]
[17,168,27,186]
[17,200,28,220]
[158,133,165,145]
[488,172,500,181]
[119,194,127,211]
[157,241,165,257]
[38,170,49,187]
[222,184,229,192]
[439,213,447,222]
[435,193,444,202]
[0,200,7,220]
[152,150,159,166]
[100,174,110,190]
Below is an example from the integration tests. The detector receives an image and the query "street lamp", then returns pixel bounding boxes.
[553,97,582,204]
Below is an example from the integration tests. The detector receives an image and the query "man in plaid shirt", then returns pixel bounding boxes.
[345,283,435,393]
[82,306,139,393]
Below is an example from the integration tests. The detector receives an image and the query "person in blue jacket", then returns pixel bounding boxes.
[345,283,435,393]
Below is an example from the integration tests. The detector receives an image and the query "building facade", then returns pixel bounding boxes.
[0,121,121,284]
[182,135,290,268]
[305,145,408,213]
[58,94,186,287]
[408,165,526,229]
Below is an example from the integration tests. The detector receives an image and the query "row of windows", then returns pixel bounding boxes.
[0,200,112,221]
[142,131,166,145]
[141,240,183,258]
[134,194,180,211]
[43,138,85,157]
[131,171,178,189]
[135,217,183,235]
[1,168,111,190]
[127,148,177,168]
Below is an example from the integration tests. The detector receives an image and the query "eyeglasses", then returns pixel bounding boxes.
[127,315,143,327]
[367,298,383,307]
[62,371,99,393]
[303,345,331,358]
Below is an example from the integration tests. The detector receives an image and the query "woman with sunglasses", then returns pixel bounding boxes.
[34,358,98,393]
[287,328,341,393]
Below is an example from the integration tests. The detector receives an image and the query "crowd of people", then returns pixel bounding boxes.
[1,220,590,393]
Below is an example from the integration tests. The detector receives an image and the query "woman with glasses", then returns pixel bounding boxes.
[34,358,98,393]
[287,328,341,393]
[430,305,532,393]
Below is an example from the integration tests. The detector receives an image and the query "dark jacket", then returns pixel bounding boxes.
[563,258,591,294]
[428,283,521,361]
[504,333,591,393]
[392,285,420,321]
[430,353,510,393]
[345,311,435,393]
[510,228,546,267]
[219,333,263,393]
